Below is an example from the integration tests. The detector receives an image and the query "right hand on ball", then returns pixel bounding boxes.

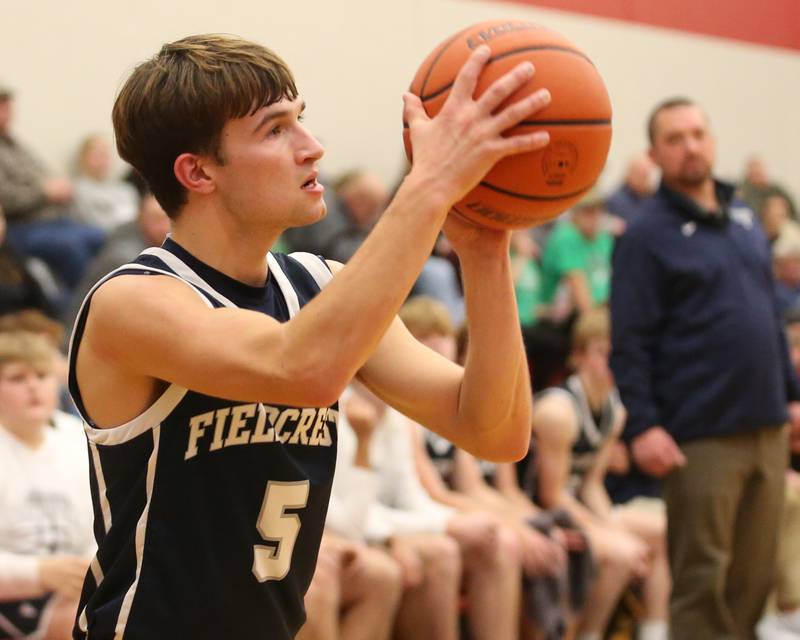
[403,45,551,208]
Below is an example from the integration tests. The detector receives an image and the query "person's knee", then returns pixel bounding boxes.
[422,535,462,585]
[363,550,403,606]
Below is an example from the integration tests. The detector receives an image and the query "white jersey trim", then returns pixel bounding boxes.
[89,441,113,532]
[289,252,334,291]
[83,383,188,447]
[114,424,161,640]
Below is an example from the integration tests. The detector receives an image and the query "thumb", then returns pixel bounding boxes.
[403,92,429,128]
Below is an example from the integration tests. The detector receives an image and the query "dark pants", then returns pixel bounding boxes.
[663,426,787,640]
[6,219,105,289]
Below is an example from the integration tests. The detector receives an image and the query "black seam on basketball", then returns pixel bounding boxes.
[420,45,593,102]
[477,182,593,201]
[419,25,476,97]
[517,119,611,126]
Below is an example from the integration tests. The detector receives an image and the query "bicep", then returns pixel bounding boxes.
[81,275,308,404]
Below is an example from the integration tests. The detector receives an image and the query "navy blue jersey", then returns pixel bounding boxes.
[67,238,337,639]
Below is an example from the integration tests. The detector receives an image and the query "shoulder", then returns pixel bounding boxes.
[532,390,579,444]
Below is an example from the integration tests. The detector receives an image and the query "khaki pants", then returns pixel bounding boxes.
[663,426,787,640]
[775,472,800,611]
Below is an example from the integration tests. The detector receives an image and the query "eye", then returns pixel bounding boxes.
[297,112,306,123]
[267,124,283,138]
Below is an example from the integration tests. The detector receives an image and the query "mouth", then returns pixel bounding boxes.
[301,172,319,191]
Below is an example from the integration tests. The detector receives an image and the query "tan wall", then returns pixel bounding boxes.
[2,0,799,202]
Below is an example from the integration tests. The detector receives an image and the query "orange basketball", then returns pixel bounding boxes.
[404,20,612,229]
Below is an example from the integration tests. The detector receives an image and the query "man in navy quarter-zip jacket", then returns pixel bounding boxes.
[610,97,800,640]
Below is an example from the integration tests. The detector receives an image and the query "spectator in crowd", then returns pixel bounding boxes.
[738,155,797,222]
[72,134,139,232]
[757,309,800,639]
[773,233,800,318]
[0,84,105,291]
[0,310,75,416]
[511,229,542,328]
[0,205,60,317]
[328,383,522,640]
[0,331,94,640]
[323,170,388,263]
[539,192,614,324]
[611,97,800,639]
[760,193,800,247]
[605,153,658,233]
[298,532,402,640]
[399,296,574,638]
[531,308,670,640]
[62,192,170,332]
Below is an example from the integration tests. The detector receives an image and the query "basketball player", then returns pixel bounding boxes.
[532,309,669,640]
[68,35,551,639]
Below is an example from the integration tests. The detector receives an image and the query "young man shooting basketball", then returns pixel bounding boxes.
[68,35,551,639]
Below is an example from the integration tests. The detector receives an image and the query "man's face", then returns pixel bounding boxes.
[206,96,326,231]
[0,360,58,430]
[649,105,715,190]
[0,97,12,135]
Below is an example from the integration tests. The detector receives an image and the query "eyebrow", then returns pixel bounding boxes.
[253,101,306,135]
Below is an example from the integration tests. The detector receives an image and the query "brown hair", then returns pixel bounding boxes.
[399,296,455,341]
[571,307,610,353]
[112,34,298,217]
[0,331,56,374]
[647,96,698,144]
[0,310,65,346]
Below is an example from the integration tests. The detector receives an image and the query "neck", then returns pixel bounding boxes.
[578,371,610,411]
[1,421,46,449]
[170,202,282,286]
[666,177,718,212]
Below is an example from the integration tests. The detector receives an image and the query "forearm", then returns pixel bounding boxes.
[567,271,593,314]
[457,249,532,459]
[579,481,613,519]
[283,172,450,398]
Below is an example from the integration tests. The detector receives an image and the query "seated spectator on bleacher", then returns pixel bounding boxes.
[755,310,800,638]
[511,229,542,328]
[323,170,388,263]
[0,84,105,292]
[539,192,614,325]
[328,383,521,640]
[0,310,77,417]
[773,233,800,317]
[71,135,139,232]
[63,192,170,332]
[605,154,658,234]
[760,193,800,246]
[399,296,579,638]
[0,331,94,640]
[0,206,59,318]
[298,531,402,640]
[738,155,797,222]
[530,309,670,640]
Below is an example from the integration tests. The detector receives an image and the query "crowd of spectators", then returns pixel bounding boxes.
[1,75,799,640]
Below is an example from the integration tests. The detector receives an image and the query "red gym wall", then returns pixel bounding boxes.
[502,0,800,51]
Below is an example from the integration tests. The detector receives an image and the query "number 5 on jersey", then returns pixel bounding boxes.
[253,480,310,582]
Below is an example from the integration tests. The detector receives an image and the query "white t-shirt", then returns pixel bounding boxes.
[0,412,94,598]
[327,394,454,543]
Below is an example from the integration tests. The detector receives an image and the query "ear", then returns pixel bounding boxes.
[174,153,215,195]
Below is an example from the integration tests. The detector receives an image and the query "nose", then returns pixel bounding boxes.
[296,125,325,165]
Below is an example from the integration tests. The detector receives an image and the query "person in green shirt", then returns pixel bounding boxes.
[540,193,614,321]
[511,230,543,327]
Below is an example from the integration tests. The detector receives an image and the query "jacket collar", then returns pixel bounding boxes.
[658,179,736,227]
